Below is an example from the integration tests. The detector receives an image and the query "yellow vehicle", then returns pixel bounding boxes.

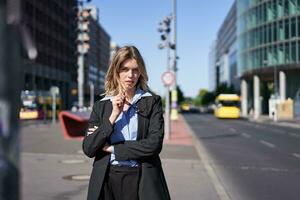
[214,94,240,119]
[19,90,62,120]
[180,102,191,112]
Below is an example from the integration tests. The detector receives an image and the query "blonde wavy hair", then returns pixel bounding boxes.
[105,45,149,96]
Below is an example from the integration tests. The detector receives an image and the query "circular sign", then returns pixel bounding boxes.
[161,71,175,86]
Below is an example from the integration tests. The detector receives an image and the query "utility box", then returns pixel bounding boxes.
[277,98,294,120]
[269,97,281,119]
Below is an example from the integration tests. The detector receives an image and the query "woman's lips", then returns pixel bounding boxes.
[125,81,134,84]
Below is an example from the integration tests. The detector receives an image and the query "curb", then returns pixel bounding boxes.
[246,117,300,129]
[181,115,231,200]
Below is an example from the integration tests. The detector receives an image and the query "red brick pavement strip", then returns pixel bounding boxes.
[163,114,193,146]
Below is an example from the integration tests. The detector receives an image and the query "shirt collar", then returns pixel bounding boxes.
[100,88,152,102]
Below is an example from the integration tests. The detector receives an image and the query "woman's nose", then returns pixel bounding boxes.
[127,70,133,77]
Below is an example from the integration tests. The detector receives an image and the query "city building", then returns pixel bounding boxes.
[237,0,300,117]
[79,6,111,103]
[215,1,240,92]
[215,1,239,91]
[22,0,77,109]
[98,25,111,94]
[208,40,217,92]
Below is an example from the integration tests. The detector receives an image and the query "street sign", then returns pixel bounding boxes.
[50,86,60,95]
[161,71,175,86]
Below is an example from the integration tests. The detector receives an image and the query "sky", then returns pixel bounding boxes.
[88,0,234,98]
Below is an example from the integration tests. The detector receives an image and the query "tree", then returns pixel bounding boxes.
[176,85,185,104]
[193,89,215,106]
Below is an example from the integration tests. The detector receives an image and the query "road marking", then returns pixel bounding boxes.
[241,132,251,138]
[289,133,300,138]
[272,129,285,134]
[260,140,276,148]
[292,153,300,159]
[229,128,237,133]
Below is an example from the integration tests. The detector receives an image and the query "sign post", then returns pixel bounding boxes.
[161,71,175,140]
[50,86,60,124]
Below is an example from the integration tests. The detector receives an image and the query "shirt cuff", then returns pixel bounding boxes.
[111,146,115,153]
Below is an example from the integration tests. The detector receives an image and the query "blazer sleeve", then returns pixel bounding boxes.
[82,102,114,158]
[113,96,164,160]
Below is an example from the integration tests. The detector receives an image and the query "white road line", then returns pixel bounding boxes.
[241,132,251,138]
[260,140,276,148]
[229,128,237,132]
[289,133,300,138]
[272,129,285,134]
[292,153,300,159]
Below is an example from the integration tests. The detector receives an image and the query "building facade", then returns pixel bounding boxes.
[215,1,239,91]
[22,0,77,109]
[237,0,300,117]
[208,40,217,92]
[80,6,111,103]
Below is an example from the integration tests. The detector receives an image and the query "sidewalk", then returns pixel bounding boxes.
[161,115,220,200]
[247,115,300,129]
[21,115,221,200]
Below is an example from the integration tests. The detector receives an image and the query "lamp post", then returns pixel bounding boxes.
[76,0,92,110]
[170,0,178,121]
[158,15,173,140]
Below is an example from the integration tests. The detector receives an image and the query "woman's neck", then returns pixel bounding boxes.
[124,87,136,101]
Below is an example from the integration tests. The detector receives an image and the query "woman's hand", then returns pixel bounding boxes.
[102,144,114,153]
[109,93,125,124]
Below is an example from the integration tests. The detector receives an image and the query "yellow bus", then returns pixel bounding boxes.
[214,94,240,119]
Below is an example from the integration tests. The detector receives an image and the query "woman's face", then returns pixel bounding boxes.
[119,58,141,92]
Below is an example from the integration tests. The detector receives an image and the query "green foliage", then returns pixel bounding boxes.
[176,85,185,104]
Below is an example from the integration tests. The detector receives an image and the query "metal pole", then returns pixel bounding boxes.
[77,54,84,109]
[77,2,84,110]
[165,86,170,140]
[165,31,171,140]
[170,0,178,120]
[52,91,56,124]
[90,82,94,109]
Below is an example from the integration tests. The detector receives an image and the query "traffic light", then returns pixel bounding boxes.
[158,15,175,49]
[76,8,91,54]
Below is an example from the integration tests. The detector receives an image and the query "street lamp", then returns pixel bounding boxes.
[76,0,92,110]
[158,15,173,140]
[170,0,178,121]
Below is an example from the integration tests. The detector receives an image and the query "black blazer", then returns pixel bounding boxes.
[82,94,171,200]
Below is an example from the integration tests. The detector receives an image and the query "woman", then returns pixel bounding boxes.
[82,45,170,200]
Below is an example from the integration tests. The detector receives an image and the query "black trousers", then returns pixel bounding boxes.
[99,165,140,200]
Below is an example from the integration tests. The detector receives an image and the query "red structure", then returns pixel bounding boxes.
[58,111,91,140]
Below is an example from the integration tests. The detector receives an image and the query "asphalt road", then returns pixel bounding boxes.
[183,113,300,200]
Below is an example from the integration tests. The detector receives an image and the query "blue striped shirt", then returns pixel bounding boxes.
[100,88,152,167]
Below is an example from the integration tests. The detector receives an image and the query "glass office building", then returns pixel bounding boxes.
[237,0,300,116]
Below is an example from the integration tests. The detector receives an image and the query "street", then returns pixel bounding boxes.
[20,118,219,200]
[183,113,300,200]
[20,114,300,200]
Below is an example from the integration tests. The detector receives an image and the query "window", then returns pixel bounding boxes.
[291,17,297,38]
[284,19,290,39]
[291,41,297,63]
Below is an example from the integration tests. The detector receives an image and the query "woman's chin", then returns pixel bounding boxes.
[124,85,136,91]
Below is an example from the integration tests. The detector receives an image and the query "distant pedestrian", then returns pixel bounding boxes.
[82,45,170,200]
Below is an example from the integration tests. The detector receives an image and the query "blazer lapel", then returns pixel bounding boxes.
[136,97,154,140]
